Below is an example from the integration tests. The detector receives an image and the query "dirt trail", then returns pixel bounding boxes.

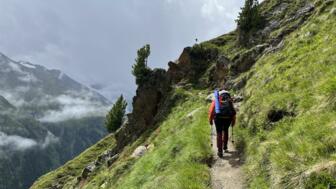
[210,125,244,189]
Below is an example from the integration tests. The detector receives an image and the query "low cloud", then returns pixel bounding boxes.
[0,131,59,151]
[0,131,37,151]
[39,92,110,122]
[41,131,59,148]
[0,86,110,123]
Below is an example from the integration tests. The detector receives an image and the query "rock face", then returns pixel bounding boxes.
[167,46,219,87]
[167,48,193,84]
[232,44,269,74]
[207,55,232,88]
[115,69,171,150]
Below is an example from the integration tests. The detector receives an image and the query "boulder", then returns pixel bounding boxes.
[131,146,147,158]
[186,108,201,119]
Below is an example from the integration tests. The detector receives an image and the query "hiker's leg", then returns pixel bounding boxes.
[217,132,223,150]
[223,127,228,150]
[214,118,224,153]
[223,119,232,150]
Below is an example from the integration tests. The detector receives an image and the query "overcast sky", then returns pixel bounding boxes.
[0,0,245,101]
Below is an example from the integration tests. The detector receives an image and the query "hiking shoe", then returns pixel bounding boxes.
[217,151,223,158]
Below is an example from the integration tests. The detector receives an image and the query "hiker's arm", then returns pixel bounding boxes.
[208,101,215,125]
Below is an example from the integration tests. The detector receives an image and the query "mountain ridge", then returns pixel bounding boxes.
[0,52,110,189]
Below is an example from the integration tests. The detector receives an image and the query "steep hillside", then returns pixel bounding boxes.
[0,53,110,189]
[31,0,336,188]
[32,89,212,189]
[234,1,336,188]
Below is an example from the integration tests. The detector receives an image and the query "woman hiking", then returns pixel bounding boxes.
[208,89,236,157]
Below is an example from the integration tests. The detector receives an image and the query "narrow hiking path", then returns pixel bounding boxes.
[210,125,244,189]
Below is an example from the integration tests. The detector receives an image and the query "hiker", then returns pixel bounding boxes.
[209,89,236,157]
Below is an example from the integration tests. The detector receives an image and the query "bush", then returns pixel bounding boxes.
[105,95,127,133]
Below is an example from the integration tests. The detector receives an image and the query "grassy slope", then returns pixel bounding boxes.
[82,89,212,189]
[234,2,336,188]
[31,134,116,189]
[31,89,212,189]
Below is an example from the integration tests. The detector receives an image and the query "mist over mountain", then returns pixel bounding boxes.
[0,52,110,189]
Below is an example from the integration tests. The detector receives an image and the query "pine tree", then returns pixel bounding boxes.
[236,0,264,45]
[105,95,127,133]
[132,44,152,86]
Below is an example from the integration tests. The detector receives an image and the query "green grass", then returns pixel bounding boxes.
[30,134,116,189]
[235,2,336,188]
[82,89,212,189]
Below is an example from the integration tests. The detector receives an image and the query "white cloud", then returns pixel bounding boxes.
[8,62,24,73]
[0,131,37,151]
[41,131,59,148]
[0,131,59,151]
[39,91,110,122]
[0,90,26,107]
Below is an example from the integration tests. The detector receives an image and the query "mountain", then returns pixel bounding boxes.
[31,0,336,188]
[0,53,110,189]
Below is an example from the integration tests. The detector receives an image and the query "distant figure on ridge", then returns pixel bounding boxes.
[209,89,236,158]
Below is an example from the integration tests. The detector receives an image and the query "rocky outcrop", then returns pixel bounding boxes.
[231,44,269,74]
[167,47,193,84]
[115,69,171,149]
[168,46,218,87]
[205,55,232,88]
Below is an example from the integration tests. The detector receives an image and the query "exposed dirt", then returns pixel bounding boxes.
[210,125,244,189]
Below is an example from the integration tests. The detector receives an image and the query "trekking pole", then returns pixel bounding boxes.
[231,125,234,144]
[210,124,214,147]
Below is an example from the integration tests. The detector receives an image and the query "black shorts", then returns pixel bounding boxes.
[214,117,232,133]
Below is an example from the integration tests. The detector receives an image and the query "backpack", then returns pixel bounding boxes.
[216,92,235,118]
